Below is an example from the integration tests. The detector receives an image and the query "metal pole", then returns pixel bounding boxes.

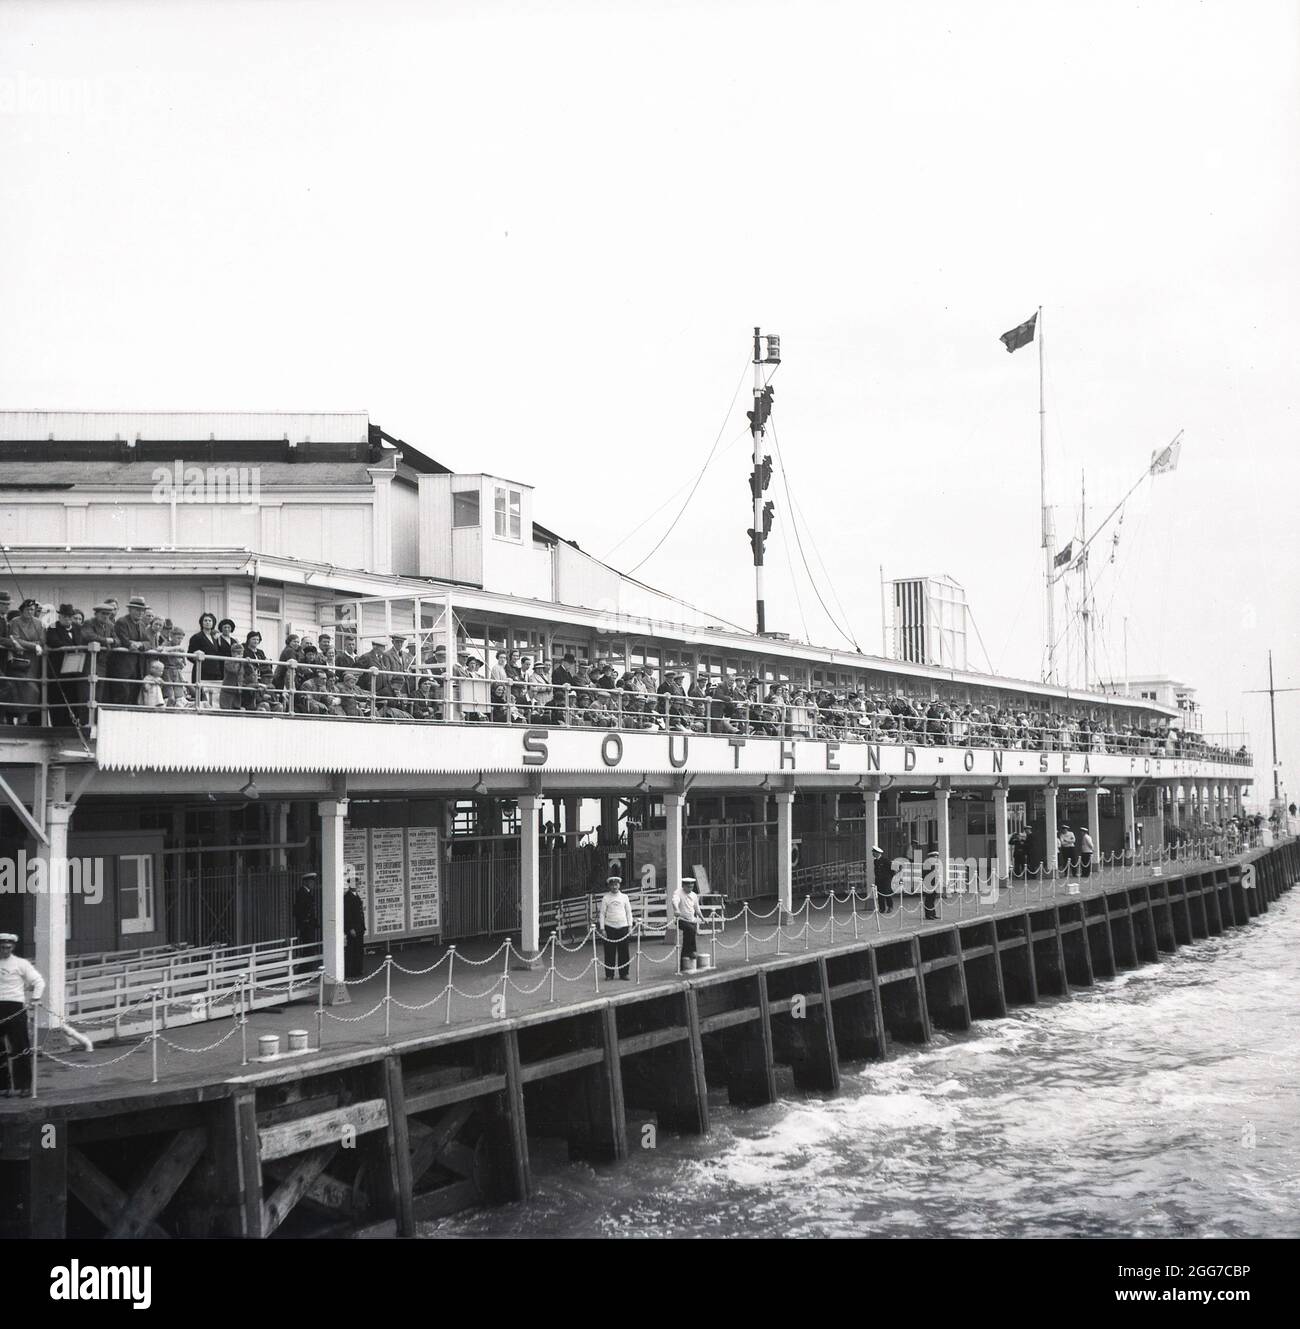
[752,326,766,635]
[1040,306,1055,684]
[150,989,159,1085]
[552,933,560,1001]
[30,1001,40,1101]
[1270,649,1280,804]
[384,954,392,1039]
[445,946,456,1025]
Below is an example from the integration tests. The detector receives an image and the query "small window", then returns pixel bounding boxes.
[255,590,282,616]
[119,855,155,935]
[493,487,522,541]
[453,489,481,528]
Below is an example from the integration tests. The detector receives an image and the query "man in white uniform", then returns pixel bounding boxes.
[0,933,44,1096]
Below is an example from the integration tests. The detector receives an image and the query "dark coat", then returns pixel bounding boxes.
[344,887,366,937]
[188,630,227,681]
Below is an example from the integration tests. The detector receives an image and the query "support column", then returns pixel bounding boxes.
[273,801,290,869]
[1156,785,1166,848]
[1086,783,1102,869]
[775,788,794,918]
[863,785,880,863]
[518,792,542,960]
[1170,783,1181,829]
[563,795,581,850]
[993,783,1010,883]
[599,796,620,847]
[36,800,75,1038]
[935,782,951,888]
[1044,781,1059,877]
[318,798,350,1004]
[1122,785,1137,858]
[663,791,684,906]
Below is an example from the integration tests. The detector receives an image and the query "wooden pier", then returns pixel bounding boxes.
[1,841,1293,1240]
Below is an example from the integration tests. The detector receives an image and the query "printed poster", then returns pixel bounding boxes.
[407,827,441,931]
[369,826,407,936]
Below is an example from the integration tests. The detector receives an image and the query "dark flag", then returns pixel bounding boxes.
[1000,312,1037,353]
[1053,540,1074,568]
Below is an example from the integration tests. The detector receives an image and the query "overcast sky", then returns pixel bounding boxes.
[2,0,1297,801]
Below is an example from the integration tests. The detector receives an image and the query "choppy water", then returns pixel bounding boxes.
[426,895,1300,1239]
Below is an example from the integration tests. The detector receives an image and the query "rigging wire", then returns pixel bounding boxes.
[776,480,810,642]
[768,420,861,652]
[625,358,751,576]
[786,484,862,649]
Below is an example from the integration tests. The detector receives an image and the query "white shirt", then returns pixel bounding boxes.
[1081,831,1095,853]
[0,954,45,1004]
[598,891,635,930]
[673,887,700,924]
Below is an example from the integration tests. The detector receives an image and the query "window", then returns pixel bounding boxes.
[255,590,282,616]
[119,855,155,935]
[493,487,522,541]
[453,489,481,528]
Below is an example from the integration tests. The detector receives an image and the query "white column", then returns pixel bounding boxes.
[273,801,290,869]
[318,798,350,1002]
[935,783,951,890]
[1171,784,1181,828]
[1086,784,1102,866]
[1044,783,1059,877]
[863,787,880,863]
[36,801,74,1033]
[993,785,1010,883]
[1122,785,1137,856]
[663,792,685,906]
[1156,785,1166,848]
[775,789,794,917]
[518,792,541,957]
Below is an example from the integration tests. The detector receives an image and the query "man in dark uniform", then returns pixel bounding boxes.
[343,878,366,979]
[1009,827,1029,879]
[293,871,320,975]
[872,845,895,914]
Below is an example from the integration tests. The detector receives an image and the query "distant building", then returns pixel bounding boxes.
[1124,676,1201,732]
[885,574,969,670]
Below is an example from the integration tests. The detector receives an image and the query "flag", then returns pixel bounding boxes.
[1053,540,1074,568]
[999,312,1037,353]
[1150,437,1182,475]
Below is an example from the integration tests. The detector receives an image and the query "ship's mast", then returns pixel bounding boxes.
[748,327,778,635]
[1080,468,1090,690]
[1039,306,1055,684]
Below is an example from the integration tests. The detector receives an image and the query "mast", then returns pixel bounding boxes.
[1039,306,1055,683]
[1080,468,1090,690]
[1270,649,1280,804]
[747,327,778,635]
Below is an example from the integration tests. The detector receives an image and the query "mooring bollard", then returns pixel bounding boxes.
[445,945,456,1026]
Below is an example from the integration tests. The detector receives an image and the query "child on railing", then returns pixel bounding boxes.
[139,659,168,709]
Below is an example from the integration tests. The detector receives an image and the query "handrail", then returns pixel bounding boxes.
[2,645,1254,766]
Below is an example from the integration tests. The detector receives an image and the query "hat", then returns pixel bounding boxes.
[128,595,149,610]
[218,618,236,632]
[871,845,883,854]
[606,872,623,883]
[93,602,114,613]
[434,643,447,652]
[57,603,75,618]
[0,932,17,943]
[465,653,482,665]
[301,872,319,881]
[245,630,262,641]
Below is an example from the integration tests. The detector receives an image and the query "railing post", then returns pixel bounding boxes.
[384,954,393,1039]
[30,1000,40,1101]
[499,943,510,1015]
[316,967,326,1048]
[87,641,100,728]
[550,933,559,1002]
[150,988,160,1085]
[591,927,600,993]
[444,946,456,1025]
[239,979,248,1066]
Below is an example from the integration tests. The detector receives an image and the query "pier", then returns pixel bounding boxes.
[2,840,1292,1239]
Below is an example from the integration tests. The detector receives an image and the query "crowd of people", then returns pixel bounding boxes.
[0,595,1251,766]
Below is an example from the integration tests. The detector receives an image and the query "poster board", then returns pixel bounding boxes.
[341,821,442,940]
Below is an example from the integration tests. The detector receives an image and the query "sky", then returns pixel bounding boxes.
[1,0,1297,803]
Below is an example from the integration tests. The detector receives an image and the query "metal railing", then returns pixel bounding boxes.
[0,644,1254,767]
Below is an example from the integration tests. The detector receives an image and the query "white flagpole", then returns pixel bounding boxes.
[1040,306,1055,684]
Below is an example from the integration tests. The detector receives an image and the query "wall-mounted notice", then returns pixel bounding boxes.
[340,821,443,940]
[407,827,441,931]
[369,827,408,936]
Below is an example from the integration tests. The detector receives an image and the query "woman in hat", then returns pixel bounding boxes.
[597,873,635,980]
[187,612,226,708]
[45,603,86,727]
[6,598,45,662]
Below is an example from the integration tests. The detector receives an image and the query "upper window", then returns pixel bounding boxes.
[493,487,522,541]
[453,489,481,528]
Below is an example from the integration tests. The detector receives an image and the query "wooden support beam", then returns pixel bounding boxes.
[383,1056,415,1239]
[107,1127,208,1239]
[234,1092,264,1239]
[257,1099,388,1163]
[66,1148,169,1240]
[407,1102,475,1188]
[405,1073,507,1117]
[261,1145,340,1237]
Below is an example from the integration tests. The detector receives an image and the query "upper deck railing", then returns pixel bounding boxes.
[0,644,1255,768]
